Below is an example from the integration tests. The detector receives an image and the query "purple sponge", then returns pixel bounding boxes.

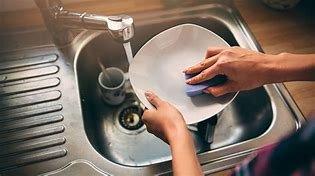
[185,73,227,97]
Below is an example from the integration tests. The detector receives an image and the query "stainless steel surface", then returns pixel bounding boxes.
[0,0,306,175]
[72,3,305,175]
[78,74,208,166]
[74,22,275,166]
[34,0,134,45]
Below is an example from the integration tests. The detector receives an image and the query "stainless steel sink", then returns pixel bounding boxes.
[71,2,305,175]
[75,17,274,167]
[0,1,305,175]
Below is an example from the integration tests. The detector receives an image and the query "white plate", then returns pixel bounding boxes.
[129,24,238,124]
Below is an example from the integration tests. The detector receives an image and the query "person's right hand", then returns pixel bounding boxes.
[183,46,277,97]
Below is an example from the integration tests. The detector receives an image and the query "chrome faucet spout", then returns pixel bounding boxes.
[34,0,134,45]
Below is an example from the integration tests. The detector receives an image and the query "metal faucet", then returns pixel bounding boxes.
[34,0,134,46]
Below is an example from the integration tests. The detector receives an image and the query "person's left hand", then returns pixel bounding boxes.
[142,91,188,144]
[142,92,203,176]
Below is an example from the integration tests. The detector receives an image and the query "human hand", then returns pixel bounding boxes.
[142,91,203,175]
[184,46,276,97]
[142,91,188,144]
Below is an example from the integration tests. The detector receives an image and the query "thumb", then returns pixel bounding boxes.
[142,109,154,123]
[145,91,164,108]
[204,81,239,97]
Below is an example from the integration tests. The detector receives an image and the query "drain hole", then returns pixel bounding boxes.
[118,105,144,130]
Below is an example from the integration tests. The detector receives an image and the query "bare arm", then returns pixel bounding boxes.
[270,52,315,82]
[184,47,315,96]
[142,91,203,176]
[169,126,203,176]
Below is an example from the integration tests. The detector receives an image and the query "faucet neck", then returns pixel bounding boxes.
[34,0,134,46]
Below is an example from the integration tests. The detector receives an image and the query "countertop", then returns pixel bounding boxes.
[235,0,315,120]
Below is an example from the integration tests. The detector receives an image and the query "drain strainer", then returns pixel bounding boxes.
[118,105,144,130]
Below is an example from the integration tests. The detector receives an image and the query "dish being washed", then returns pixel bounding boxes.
[129,24,238,124]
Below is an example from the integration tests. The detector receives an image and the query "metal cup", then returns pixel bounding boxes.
[97,67,126,105]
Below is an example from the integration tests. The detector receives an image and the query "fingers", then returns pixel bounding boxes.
[141,109,169,144]
[145,91,164,108]
[183,47,227,74]
[186,65,220,84]
[205,47,227,59]
[203,81,239,97]
[183,55,218,74]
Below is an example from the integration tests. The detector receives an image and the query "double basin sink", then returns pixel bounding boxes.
[68,2,305,175]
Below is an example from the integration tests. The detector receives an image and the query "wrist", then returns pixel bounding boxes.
[261,53,293,84]
[256,53,279,85]
[166,121,190,146]
[270,52,315,82]
[274,52,293,82]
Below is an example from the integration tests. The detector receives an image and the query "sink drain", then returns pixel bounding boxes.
[118,105,144,130]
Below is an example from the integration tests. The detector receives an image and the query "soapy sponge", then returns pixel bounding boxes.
[185,73,227,97]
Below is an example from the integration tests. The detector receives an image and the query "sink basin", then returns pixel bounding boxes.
[72,3,304,175]
[76,16,273,167]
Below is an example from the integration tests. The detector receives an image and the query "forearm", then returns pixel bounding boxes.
[266,53,315,83]
[169,128,203,176]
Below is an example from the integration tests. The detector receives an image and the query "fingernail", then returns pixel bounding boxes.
[183,67,191,73]
[213,93,221,97]
[145,91,153,98]
[203,89,210,94]
[185,79,191,84]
